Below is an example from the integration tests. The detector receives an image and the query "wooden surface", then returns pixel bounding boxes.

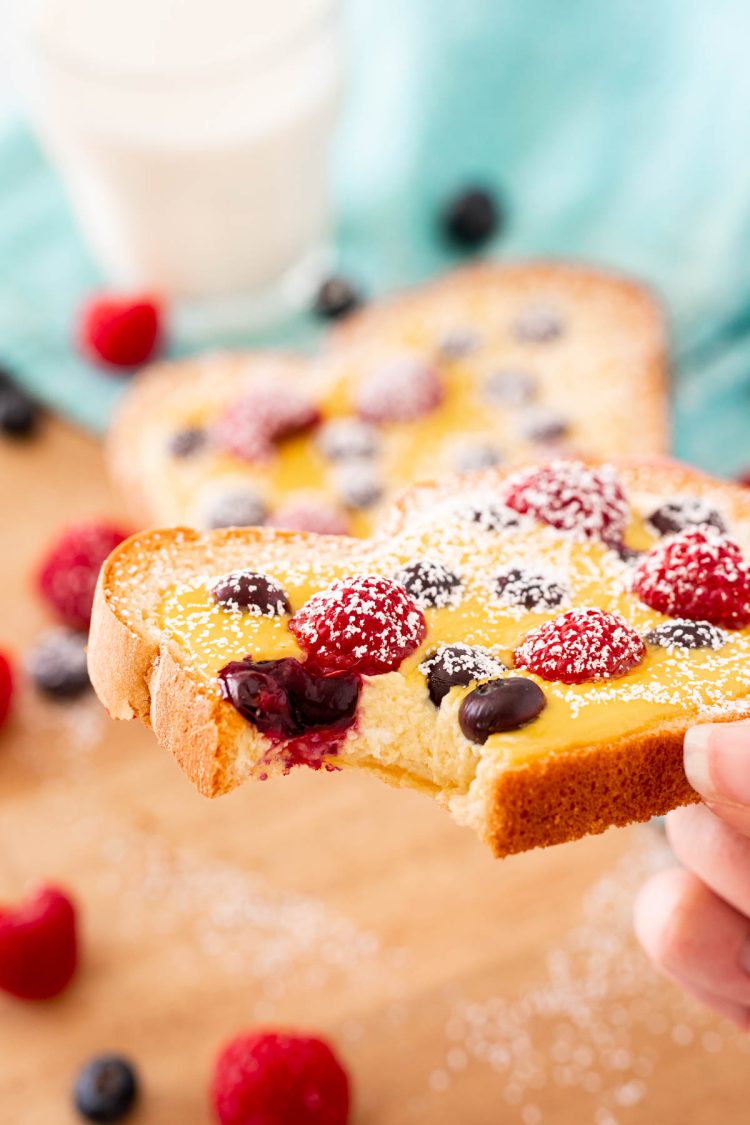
[1,418,749,1124]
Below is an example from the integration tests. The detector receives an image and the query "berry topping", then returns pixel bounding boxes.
[318,418,379,462]
[394,559,462,609]
[212,1030,350,1125]
[219,657,359,749]
[494,567,568,611]
[520,408,570,444]
[73,1055,138,1122]
[483,368,537,406]
[514,608,646,684]
[0,650,13,729]
[355,357,444,424]
[503,460,629,547]
[202,488,268,530]
[420,643,507,706]
[646,497,728,537]
[26,629,90,698]
[313,276,363,320]
[37,522,130,630]
[0,884,77,1000]
[289,575,426,674]
[335,463,383,510]
[438,328,480,358]
[441,186,499,248]
[168,427,206,457]
[513,304,564,343]
[79,294,162,369]
[459,678,546,744]
[270,499,349,536]
[632,527,750,629]
[645,619,727,651]
[452,440,504,473]
[213,387,320,462]
[212,571,291,616]
[460,499,524,532]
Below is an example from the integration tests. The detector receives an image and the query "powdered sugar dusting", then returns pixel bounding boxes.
[504,461,629,547]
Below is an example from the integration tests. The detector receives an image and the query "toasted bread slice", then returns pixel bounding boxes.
[89,459,750,857]
[108,261,668,534]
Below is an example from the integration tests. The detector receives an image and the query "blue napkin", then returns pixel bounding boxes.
[2,0,750,473]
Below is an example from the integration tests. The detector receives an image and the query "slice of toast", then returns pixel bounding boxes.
[108,261,668,534]
[89,458,750,857]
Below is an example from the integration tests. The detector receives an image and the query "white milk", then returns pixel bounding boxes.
[15,0,341,308]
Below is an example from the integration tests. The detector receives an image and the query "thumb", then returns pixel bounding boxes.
[684,719,750,836]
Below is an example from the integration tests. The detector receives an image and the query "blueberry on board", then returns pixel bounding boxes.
[313,276,363,320]
[73,1055,138,1123]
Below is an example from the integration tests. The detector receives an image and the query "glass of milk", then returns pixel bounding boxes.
[11,0,342,327]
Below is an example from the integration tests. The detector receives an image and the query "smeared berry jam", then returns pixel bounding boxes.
[219,657,360,769]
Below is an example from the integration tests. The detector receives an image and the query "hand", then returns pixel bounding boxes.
[634,719,750,1029]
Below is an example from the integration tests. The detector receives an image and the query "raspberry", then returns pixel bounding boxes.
[355,357,444,423]
[514,608,645,684]
[211,1030,350,1125]
[270,500,350,536]
[632,527,750,628]
[289,575,427,674]
[213,387,320,462]
[0,651,13,729]
[37,522,130,630]
[0,884,78,1000]
[503,460,629,547]
[79,295,162,369]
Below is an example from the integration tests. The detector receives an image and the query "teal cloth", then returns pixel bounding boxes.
[2,0,750,472]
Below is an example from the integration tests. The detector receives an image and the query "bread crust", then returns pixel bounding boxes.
[89,460,750,858]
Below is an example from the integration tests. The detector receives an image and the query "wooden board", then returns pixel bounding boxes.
[1,418,749,1124]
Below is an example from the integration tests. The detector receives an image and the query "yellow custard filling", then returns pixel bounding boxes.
[157,497,750,774]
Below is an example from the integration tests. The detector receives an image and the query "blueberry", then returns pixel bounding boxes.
[73,1055,138,1122]
[202,488,268,529]
[459,677,546,743]
[461,501,523,532]
[645,620,726,650]
[335,462,383,509]
[0,387,40,438]
[313,276,363,320]
[168,427,206,457]
[483,369,537,407]
[437,328,480,359]
[513,305,564,343]
[495,568,568,612]
[646,498,727,537]
[420,643,507,706]
[318,418,379,462]
[394,559,462,609]
[452,441,504,473]
[219,656,360,739]
[441,187,500,249]
[26,629,90,698]
[520,409,570,444]
[212,571,291,615]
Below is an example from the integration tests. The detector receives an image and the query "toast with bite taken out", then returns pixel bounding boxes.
[108,261,668,536]
[88,458,750,858]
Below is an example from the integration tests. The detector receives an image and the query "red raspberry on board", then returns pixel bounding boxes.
[211,1030,350,1125]
[37,522,130,630]
[79,295,162,370]
[355,357,444,423]
[514,607,645,684]
[0,651,13,730]
[503,460,629,547]
[632,527,750,629]
[269,500,350,536]
[289,575,427,674]
[0,884,78,1000]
